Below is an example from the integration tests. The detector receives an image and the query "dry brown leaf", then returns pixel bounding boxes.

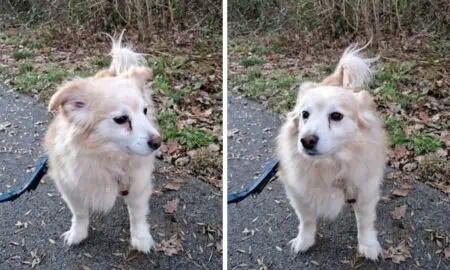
[163,198,179,214]
[166,140,179,154]
[156,234,183,256]
[444,248,450,260]
[384,241,412,264]
[391,189,410,197]
[164,183,182,191]
[391,205,407,220]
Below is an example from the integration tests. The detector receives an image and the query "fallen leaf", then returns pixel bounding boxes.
[156,234,183,256]
[392,188,411,197]
[166,140,179,154]
[391,205,407,220]
[163,198,179,214]
[164,183,182,191]
[444,248,450,259]
[384,241,412,264]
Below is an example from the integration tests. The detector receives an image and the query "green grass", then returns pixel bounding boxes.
[19,61,33,74]
[239,58,266,67]
[153,75,187,103]
[13,51,33,60]
[245,71,300,97]
[157,111,178,139]
[156,111,217,149]
[385,117,443,154]
[1,37,17,45]
[251,47,272,56]
[15,64,84,99]
[179,128,217,149]
[408,133,443,155]
[385,117,408,145]
[22,39,42,49]
[89,55,111,68]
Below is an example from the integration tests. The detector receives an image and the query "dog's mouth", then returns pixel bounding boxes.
[304,149,320,156]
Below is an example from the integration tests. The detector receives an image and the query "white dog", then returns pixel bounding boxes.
[45,32,160,253]
[276,45,387,260]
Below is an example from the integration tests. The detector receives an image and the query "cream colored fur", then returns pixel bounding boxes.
[45,32,159,253]
[277,45,387,260]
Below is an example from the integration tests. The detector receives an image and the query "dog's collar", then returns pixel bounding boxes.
[119,182,129,196]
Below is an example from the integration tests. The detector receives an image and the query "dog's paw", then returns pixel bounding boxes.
[358,240,382,260]
[289,235,315,253]
[131,233,156,253]
[61,228,88,246]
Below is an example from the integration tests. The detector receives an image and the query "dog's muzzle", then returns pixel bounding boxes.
[301,135,319,151]
[148,135,161,150]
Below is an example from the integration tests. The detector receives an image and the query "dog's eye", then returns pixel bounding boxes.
[113,115,129,124]
[330,112,343,121]
[143,108,148,115]
[302,111,310,119]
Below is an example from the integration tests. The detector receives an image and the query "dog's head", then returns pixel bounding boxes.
[286,44,380,158]
[48,67,160,156]
[288,83,377,158]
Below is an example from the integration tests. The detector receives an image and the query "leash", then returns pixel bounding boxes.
[0,155,48,203]
[227,159,279,204]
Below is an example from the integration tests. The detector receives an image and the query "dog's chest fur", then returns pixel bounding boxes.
[45,117,147,213]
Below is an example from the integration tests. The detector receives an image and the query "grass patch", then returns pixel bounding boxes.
[153,75,188,103]
[408,133,443,155]
[15,64,81,99]
[19,61,33,74]
[157,111,178,139]
[234,69,304,111]
[385,117,408,145]
[22,39,42,49]
[239,58,266,67]
[156,111,216,149]
[13,51,33,60]
[89,55,111,68]
[251,47,271,56]
[1,37,17,45]
[179,128,217,149]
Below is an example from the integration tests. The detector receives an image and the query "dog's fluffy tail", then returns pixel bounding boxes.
[107,30,147,76]
[323,42,378,88]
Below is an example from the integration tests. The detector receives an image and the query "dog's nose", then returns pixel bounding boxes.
[301,135,319,150]
[148,135,161,150]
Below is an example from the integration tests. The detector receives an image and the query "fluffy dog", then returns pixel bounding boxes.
[44,32,160,253]
[276,45,387,260]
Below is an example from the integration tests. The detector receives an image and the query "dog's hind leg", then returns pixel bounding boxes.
[60,192,90,246]
[286,190,317,253]
[353,192,382,260]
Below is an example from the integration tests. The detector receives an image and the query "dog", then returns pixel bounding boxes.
[44,31,160,253]
[276,45,387,260]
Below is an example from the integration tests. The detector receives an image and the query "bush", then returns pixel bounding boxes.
[229,0,450,39]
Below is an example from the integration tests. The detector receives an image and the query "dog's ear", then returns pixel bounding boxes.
[48,80,90,124]
[95,69,116,78]
[354,90,378,129]
[322,67,344,86]
[122,67,153,89]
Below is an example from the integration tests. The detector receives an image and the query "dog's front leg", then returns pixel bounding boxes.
[353,194,382,260]
[124,179,155,253]
[60,192,90,246]
[286,190,317,253]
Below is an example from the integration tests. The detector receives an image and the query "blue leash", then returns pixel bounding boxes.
[227,159,279,204]
[0,155,48,203]
[0,155,278,204]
